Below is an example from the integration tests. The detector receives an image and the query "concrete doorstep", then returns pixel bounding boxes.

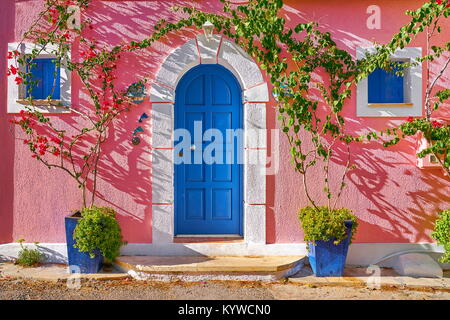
[114,256,306,281]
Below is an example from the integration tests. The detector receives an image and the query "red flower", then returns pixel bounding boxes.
[101,100,110,111]
[436,0,450,7]
[15,77,23,85]
[37,136,48,144]
[9,65,18,75]
[53,149,60,157]
[31,154,37,158]
[407,116,414,122]
[7,51,19,59]
[23,139,29,144]
[431,120,443,128]
[6,70,11,76]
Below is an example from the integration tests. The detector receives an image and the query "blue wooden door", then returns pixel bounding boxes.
[174,64,243,235]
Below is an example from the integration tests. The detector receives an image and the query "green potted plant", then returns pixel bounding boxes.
[65,206,125,273]
[298,207,358,276]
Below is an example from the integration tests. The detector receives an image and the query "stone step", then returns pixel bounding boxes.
[114,256,306,281]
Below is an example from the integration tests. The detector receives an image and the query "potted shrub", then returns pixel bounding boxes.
[65,206,125,273]
[299,207,358,276]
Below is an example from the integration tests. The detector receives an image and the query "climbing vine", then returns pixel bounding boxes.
[8,0,449,213]
[358,0,450,176]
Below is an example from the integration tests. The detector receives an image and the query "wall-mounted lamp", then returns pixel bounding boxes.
[202,21,214,41]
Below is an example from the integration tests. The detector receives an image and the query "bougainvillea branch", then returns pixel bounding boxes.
[9,0,449,211]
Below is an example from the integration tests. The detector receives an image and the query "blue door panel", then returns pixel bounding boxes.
[185,189,205,220]
[211,77,232,105]
[175,64,243,235]
[212,189,232,220]
[185,75,205,105]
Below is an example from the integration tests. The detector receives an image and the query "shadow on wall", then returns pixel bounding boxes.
[31,1,216,242]
[270,0,450,243]
[7,0,449,244]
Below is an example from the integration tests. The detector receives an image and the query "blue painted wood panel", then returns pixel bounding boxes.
[174,64,243,235]
[368,64,404,103]
[27,58,61,100]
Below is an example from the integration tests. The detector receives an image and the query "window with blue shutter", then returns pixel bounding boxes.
[26,58,61,100]
[368,63,404,103]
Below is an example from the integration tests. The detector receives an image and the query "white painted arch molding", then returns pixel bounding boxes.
[150,34,269,246]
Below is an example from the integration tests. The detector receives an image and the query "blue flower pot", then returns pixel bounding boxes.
[65,213,103,274]
[307,220,353,277]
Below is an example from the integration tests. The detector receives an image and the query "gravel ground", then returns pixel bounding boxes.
[0,278,449,300]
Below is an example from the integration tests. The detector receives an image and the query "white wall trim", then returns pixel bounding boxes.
[7,42,71,114]
[356,46,422,117]
[150,35,269,249]
[1,242,446,268]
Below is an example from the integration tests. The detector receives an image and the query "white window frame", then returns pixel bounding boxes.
[356,46,422,117]
[7,42,71,114]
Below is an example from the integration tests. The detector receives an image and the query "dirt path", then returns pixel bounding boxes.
[0,278,449,300]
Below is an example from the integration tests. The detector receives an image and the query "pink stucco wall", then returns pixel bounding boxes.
[1,0,449,245]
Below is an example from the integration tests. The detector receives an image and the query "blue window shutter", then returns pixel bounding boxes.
[368,64,404,103]
[26,58,61,100]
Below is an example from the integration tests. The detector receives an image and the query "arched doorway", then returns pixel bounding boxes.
[150,35,269,249]
[174,64,243,236]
